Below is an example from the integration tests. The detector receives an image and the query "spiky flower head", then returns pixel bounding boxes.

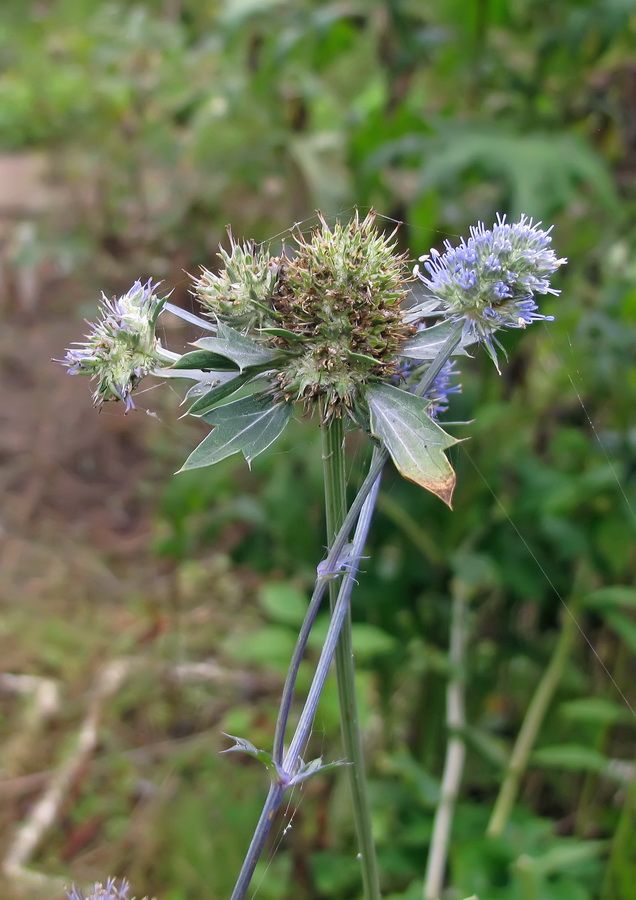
[66,877,150,900]
[417,214,567,365]
[193,229,280,328]
[271,211,415,417]
[61,279,167,411]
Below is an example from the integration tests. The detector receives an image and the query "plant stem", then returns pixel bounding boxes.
[285,471,382,767]
[486,605,577,838]
[272,447,387,764]
[322,414,382,900]
[423,579,469,900]
[229,468,382,900]
[229,783,286,900]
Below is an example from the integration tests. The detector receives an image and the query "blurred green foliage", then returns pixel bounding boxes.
[3,0,636,898]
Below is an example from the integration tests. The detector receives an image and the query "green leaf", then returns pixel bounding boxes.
[179,394,292,471]
[170,349,239,371]
[397,319,473,360]
[559,697,632,727]
[224,625,297,672]
[188,371,255,416]
[367,383,459,506]
[531,744,608,773]
[293,756,348,784]
[258,582,308,627]
[601,609,636,655]
[194,322,281,372]
[349,623,398,660]
[221,734,279,779]
[582,586,636,611]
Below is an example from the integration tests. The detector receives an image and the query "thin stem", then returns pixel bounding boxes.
[487,606,577,838]
[273,447,386,763]
[424,580,469,900]
[229,783,286,900]
[285,471,382,766]
[322,414,382,900]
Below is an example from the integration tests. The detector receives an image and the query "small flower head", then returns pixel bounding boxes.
[193,229,280,327]
[271,211,415,417]
[417,214,567,365]
[66,877,134,900]
[423,359,462,417]
[61,279,166,410]
[393,356,461,417]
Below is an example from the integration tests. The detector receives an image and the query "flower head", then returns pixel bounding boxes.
[60,279,166,410]
[417,215,567,365]
[66,877,136,900]
[193,230,280,328]
[393,357,461,417]
[424,359,462,417]
[271,211,415,418]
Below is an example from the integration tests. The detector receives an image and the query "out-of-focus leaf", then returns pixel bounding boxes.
[258,582,308,627]
[582,586,636,611]
[531,744,607,773]
[559,696,633,727]
[349,623,398,659]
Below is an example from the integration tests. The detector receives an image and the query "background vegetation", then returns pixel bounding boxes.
[1,1,635,899]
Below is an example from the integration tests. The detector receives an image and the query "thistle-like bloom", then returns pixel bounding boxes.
[61,280,167,410]
[417,215,567,365]
[194,230,280,327]
[271,211,414,417]
[66,877,141,900]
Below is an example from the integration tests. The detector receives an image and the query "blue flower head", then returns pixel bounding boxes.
[60,280,167,410]
[66,877,138,900]
[416,215,567,367]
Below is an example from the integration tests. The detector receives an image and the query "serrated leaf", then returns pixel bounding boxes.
[179,394,292,471]
[188,371,255,416]
[171,349,239,371]
[292,756,348,785]
[367,383,459,506]
[194,322,281,371]
[221,734,279,778]
[398,319,473,360]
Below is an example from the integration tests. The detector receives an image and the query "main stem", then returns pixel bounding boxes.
[322,413,381,900]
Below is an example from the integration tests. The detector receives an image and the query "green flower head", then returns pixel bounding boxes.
[270,211,415,418]
[61,279,167,411]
